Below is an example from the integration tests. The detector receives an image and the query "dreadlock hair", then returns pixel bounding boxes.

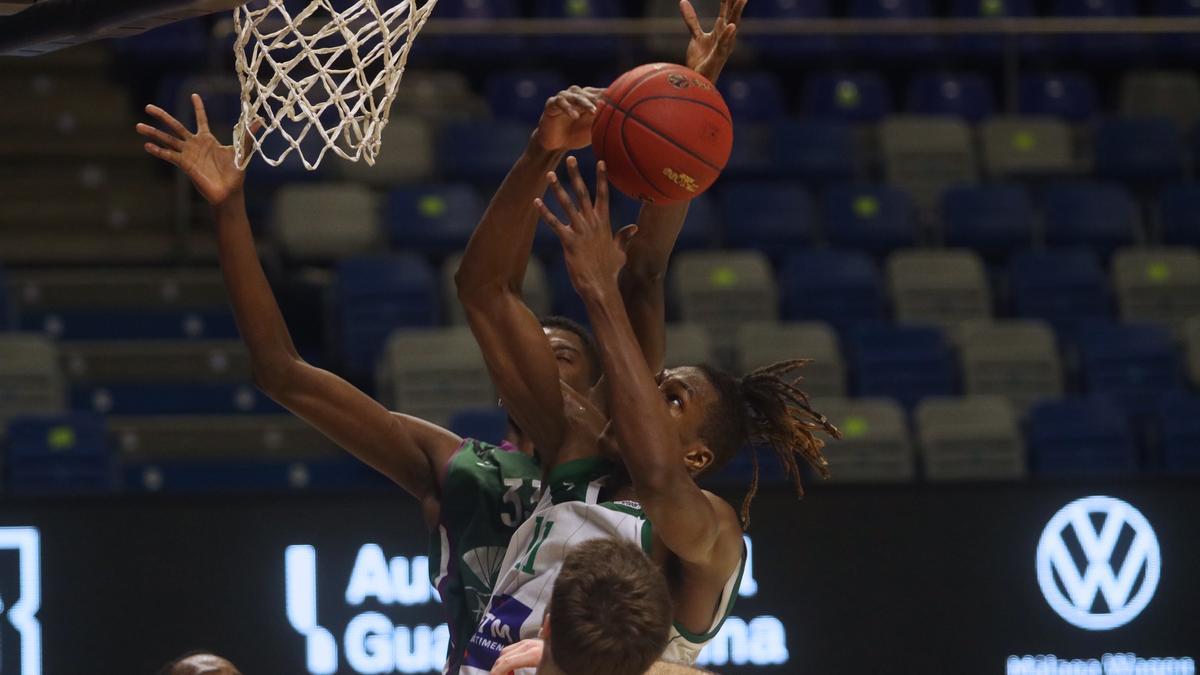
[695,360,842,529]
[539,315,602,385]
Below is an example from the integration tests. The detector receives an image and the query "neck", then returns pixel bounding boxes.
[537,651,567,675]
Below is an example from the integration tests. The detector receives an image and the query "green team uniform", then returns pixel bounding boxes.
[428,439,542,674]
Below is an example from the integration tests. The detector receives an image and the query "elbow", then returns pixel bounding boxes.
[250,357,300,400]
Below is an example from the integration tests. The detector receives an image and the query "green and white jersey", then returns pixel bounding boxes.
[429,439,542,674]
[459,457,746,673]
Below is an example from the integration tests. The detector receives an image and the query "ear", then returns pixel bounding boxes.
[684,444,714,475]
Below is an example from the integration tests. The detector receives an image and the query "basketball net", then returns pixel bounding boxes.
[232,0,438,169]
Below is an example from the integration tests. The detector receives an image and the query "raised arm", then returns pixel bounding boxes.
[537,161,739,567]
[622,0,745,372]
[138,96,460,522]
[454,88,601,462]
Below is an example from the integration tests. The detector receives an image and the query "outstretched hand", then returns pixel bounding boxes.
[535,157,637,300]
[490,638,544,675]
[681,0,746,83]
[136,94,259,207]
[535,86,604,152]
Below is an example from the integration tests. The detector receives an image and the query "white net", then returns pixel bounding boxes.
[232,0,438,170]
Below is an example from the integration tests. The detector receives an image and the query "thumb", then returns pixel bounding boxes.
[614,224,639,253]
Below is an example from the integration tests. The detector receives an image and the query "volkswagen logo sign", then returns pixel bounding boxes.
[1036,496,1160,631]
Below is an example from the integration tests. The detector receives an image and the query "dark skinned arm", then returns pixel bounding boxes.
[538,160,742,569]
[454,88,601,466]
[621,0,745,372]
[138,96,460,525]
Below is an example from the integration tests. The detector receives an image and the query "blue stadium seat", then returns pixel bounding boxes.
[1159,183,1200,246]
[486,71,569,124]
[532,0,624,59]
[69,383,282,416]
[1027,397,1138,476]
[743,0,836,56]
[5,413,114,494]
[770,121,857,182]
[780,250,888,333]
[1155,0,1200,55]
[0,265,10,329]
[949,0,1043,56]
[1093,117,1187,183]
[847,324,957,409]
[942,184,1035,261]
[1042,182,1138,258]
[438,120,532,181]
[385,184,484,255]
[423,0,523,56]
[335,254,439,376]
[1009,249,1113,331]
[849,0,940,59]
[123,457,388,494]
[719,183,818,255]
[448,407,510,445]
[824,185,917,256]
[723,124,775,178]
[1076,322,1184,417]
[717,72,787,123]
[906,72,995,122]
[1051,0,1146,61]
[17,310,238,341]
[1159,393,1200,473]
[676,193,721,250]
[1018,73,1098,122]
[803,72,893,123]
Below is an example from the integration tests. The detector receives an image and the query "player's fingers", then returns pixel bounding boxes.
[717,23,738,54]
[543,95,566,117]
[135,123,184,151]
[594,160,610,220]
[615,224,639,253]
[679,0,704,39]
[556,97,581,120]
[191,93,210,133]
[145,104,192,139]
[548,171,582,221]
[562,91,598,115]
[535,197,571,239]
[565,156,594,214]
[717,0,731,23]
[730,0,748,24]
[143,142,182,167]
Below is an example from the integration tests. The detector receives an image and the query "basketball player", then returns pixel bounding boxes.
[451,2,833,671]
[134,92,603,673]
[156,652,243,675]
[492,538,673,675]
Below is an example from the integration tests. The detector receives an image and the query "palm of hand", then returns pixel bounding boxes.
[687,35,721,79]
[181,132,242,204]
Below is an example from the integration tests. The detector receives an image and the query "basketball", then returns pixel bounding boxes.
[592,63,733,205]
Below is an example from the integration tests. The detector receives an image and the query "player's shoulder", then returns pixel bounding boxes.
[447,438,539,481]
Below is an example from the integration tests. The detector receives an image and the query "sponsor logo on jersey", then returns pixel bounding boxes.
[464,595,534,669]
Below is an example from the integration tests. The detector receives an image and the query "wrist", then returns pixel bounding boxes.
[527,131,567,161]
[212,190,247,218]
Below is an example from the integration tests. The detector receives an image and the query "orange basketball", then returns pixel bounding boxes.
[592,63,733,205]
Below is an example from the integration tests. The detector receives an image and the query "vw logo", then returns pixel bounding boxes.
[1036,496,1160,631]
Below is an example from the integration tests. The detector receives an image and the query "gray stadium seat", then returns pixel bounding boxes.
[817,397,915,483]
[671,251,778,361]
[0,333,66,433]
[1187,317,1200,387]
[272,184,381,261]
[1113,247,1200,336]
[6,268,227,312]
[887,249,991,329]
[338,115,434,185]
[880,116,978,219]
[111,415,341,461]
[1118,70,1200,131]
[377,327,495,426]
[916,396,1026,481]
[736,321,846,398]
[979,116,1076,178]
[664,323,715,369]
[960,320,1063,412]
[440,254,551,326]
[60,340,250,383]
[391,70,489,123]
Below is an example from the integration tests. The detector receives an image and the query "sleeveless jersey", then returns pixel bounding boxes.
[458,457,746,673]
[429,439,542,674]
